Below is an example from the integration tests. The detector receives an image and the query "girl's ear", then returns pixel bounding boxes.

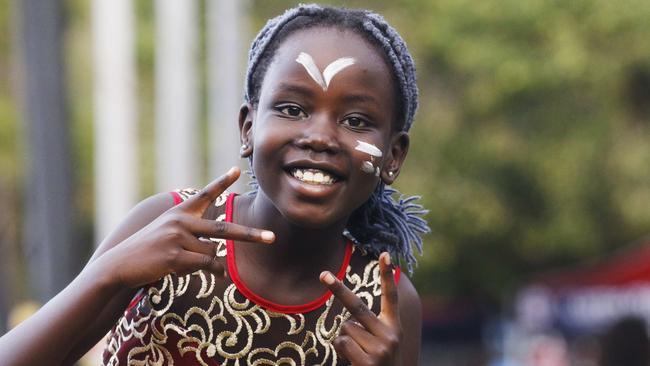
[381,131,409,185]
[238,103,255,158]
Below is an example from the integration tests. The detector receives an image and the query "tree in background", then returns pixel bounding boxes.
[388,0,650,303]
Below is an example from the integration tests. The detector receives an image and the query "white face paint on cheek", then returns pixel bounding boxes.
[295,52,355,91]
[355,140,383,157]
[355,140,383,177]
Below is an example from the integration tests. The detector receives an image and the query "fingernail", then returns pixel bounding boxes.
[261,231,275,243]
[227,166,237,176]
[322,272,335,285]
[383,253,391,265]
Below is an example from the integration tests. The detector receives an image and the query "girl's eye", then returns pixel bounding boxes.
[341,116,368,128]
[277,105,307,119]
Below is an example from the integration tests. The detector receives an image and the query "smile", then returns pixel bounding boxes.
[290,168,337,185]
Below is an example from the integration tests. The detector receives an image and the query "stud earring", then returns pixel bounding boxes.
[388,171,394,178]
[239,143,249,157]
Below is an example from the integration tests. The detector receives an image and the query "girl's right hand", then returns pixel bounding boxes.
[94,166,275,289]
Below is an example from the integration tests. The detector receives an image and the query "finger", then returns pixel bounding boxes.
[332,335,367,365]
[184,217,275,244]
[379,252,399,323]
[174,250,225,278]
[339,320,375,353]
[180,166,240,214]
[180,233,218,257]
[320,271,384,335]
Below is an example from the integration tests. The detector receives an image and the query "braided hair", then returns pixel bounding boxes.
[244,4,429,273]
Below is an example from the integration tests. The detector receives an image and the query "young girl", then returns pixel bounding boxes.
[0,4,429,365]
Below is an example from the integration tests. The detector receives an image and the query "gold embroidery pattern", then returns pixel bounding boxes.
[103,191,383,366]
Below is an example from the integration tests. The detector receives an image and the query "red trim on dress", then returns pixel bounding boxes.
[170,191,183,205]
[124,289,144,313]
[225,192,353,314]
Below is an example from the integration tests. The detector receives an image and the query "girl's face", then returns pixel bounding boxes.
[241,27,409,229]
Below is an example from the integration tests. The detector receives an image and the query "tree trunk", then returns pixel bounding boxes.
[154,0,199,191]
[91,0,138,243]
[19,0,75,302]
[207,0,247,191]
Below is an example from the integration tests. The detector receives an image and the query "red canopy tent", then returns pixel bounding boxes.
[517,239,650,334]
[537,240,650,289]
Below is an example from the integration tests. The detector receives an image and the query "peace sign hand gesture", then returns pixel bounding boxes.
[320,252,402,366]
[97,167,275,289]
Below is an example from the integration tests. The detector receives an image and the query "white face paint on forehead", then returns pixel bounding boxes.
[295,52,355,91]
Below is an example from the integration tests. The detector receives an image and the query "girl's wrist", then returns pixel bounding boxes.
[79,250,124,294]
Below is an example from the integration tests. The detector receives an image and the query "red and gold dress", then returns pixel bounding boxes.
[102,191,399,366]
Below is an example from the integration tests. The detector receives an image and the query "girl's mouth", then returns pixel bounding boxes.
[290,168,337,185]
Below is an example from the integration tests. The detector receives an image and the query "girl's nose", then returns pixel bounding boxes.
[294,114,341,154]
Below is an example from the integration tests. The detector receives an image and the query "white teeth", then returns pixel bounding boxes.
[290,168,336,185]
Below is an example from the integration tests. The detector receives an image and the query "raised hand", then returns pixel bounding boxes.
[96,166,275,289]
[320,252,402,366]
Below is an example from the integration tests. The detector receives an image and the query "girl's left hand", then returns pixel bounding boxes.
[320,252,402,366]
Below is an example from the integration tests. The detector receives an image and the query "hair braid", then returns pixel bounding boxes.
[361,13,419,130]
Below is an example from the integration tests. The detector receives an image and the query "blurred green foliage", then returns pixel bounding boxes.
[0,1,18,180]
[1,0,650,307]
[381,0,650,300]
[253,0,650,302]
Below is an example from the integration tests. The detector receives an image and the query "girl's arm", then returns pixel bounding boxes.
[0,167,274,366]
[0,249,126,365]
[0,193,187,365]
[60,192,179,363]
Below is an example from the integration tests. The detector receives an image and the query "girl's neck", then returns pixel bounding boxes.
[233,191,348,280]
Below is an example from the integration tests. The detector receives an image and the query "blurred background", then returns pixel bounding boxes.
[1,0,650,365]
